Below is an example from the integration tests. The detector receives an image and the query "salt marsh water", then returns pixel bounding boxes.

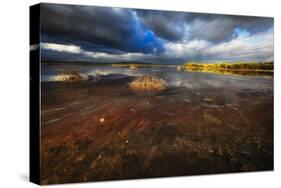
[40,64,273,184]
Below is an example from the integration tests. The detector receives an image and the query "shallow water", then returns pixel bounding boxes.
[40,65,273,184]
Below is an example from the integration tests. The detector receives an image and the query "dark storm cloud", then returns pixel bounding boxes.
[185,14,273,43]
[137,10,273,43]
[40,3,165,55]
[136,10,186,41]
[41,34,125,54]
[40,3,273,63]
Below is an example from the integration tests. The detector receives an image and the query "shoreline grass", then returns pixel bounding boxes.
[183,62,273,76]
[184,62,273,71]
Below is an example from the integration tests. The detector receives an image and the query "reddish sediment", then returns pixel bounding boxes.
[40,79,273,184]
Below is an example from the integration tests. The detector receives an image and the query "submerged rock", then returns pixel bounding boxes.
[204,112,222,125]
[52,71,88,82]
[203,98,213,102]
[129,75,167,91]
[184,99,191,103]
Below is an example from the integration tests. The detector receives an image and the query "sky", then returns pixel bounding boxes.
[40,3,274,64]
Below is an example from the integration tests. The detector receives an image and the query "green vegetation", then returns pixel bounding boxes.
[184,61,273,71]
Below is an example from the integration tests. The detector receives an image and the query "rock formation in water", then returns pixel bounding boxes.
[52,71,88,81]
[129,75,167,91]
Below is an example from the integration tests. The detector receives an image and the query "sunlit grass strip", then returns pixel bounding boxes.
[184,62,273,71]
[185,68,273,77]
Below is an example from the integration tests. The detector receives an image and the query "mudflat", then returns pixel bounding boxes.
[40,65,273,184]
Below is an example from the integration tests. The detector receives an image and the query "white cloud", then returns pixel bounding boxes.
[164,39,211,58]
[84,51,151,61]
[205,28,273,60]
[41,42,154,62]
[41,43,82,54]
[41,27,273,63]
[163,28,273,62]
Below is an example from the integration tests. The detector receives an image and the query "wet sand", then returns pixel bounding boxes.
[40,67,273,184]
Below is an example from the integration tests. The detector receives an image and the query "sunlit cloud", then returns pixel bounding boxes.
[162,28,273,62]
[41,43,82,54]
